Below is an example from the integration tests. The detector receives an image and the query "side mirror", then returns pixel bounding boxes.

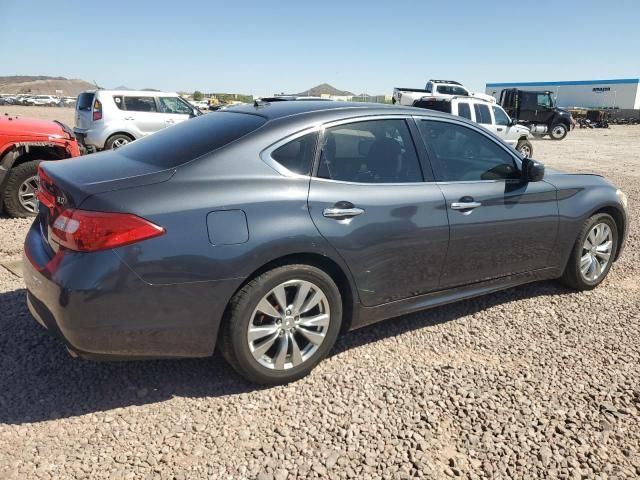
[510,118,518,126]
[522,158,545,182]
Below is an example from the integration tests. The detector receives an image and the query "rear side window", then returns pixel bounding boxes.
[77,92,95,111]
[457,102,472,120]
[118,112,266,168]
[317,119,423,183]
[474,104,492,124]
[124,96,157,112]
[271,133,317,175]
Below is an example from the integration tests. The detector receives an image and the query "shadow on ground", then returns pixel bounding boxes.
[0,281,570,424]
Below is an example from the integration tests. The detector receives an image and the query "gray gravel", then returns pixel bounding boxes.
[1,126,639,479]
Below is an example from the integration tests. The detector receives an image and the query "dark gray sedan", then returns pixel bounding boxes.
[23,101,628,384]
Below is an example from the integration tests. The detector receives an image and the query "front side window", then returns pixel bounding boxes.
[474,104,492,124]
[124,96,157,112]
[418,120,518,182]
[537,94,552,108]
[492,106,510,126]
[317,119,423,184]
[457,102,472,120]
[159,96,193,115]
[271,132,317,175]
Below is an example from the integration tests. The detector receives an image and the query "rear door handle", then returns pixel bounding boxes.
[323,207,365,219]
[166,119,176,124]
[124,116,135,120]
[451,201,482,210]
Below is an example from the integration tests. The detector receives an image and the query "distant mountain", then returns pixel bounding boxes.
[296,83,354,97]
[0,75,96,95]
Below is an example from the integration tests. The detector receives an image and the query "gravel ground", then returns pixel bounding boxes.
[0,126,639,479]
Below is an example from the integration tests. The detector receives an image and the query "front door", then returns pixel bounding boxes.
[122,95,165,137]
[307,118,449,306]
[416,118,558,288]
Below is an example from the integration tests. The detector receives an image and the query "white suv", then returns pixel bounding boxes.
[74,90,201,150]
[414,96,533,157]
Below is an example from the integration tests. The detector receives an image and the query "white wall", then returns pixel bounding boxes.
[485,82,640,109]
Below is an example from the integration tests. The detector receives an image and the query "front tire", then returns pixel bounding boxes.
[561,213,618,290]
[550,123,568,140]
[219,264,343,385]
[516,139,533,158]
[2,160,40,218]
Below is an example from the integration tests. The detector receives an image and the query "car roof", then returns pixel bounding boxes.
[85,90,180,97]
[229,100,442,122]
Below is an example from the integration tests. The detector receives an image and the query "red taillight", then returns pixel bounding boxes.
[36,164,57,210]
[51,209,165,252]
[93,99,102,121]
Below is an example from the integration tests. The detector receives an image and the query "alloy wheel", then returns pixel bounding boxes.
[519,144,531,158]
[18,175,39,213]
[112,138,130,149]
[580,222,613,281]
[247,279,330,370]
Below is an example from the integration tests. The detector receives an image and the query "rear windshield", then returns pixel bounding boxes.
[77,92,95,111]
[118,112,266,168]
[414,99,451,114]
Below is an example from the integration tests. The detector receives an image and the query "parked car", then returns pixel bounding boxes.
[189,100,210,110]
[0,114,81,217]
[498,89,574,140]
[24,102,627,385]
[24,95,61,106]
[73,90,202,151]
[393,80,495,106]
[413,96,534,157]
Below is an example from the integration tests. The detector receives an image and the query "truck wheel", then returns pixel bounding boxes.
[105,134,133,150]
[550,123,568,140]
[516,139,533,158]
[2,160,41,218]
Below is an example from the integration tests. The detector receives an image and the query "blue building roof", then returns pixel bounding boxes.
[486,79,639,88]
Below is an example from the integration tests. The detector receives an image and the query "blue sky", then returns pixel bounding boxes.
[2,0,639,96]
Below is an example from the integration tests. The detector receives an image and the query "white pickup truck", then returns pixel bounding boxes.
[413,96,534,158]
[393,79,495,106]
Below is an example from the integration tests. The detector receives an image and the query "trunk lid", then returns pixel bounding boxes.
[75,91,96,130]
[37,151,175,250]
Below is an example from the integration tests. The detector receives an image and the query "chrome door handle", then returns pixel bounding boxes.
[166,119,175,124]
[451,201,482,210]
[323,207,365,218]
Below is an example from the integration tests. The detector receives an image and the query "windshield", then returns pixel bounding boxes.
[117,112,266,168]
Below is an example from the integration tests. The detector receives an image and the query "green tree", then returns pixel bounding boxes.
[193,90,203,101]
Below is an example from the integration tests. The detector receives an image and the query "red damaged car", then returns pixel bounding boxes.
[0,113,81,217]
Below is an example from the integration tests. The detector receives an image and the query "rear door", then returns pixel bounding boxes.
[121,95,165,136]
[307,117,449,306]
[416,118,558,288]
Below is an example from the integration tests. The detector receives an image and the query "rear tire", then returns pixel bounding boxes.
[516,139,533,158]
[105,133,133,150]
[219,264,342,385]
[2,160,41,218]
[560,213,618,290]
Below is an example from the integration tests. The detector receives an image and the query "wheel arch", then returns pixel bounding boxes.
[591,205,626,261]
[223,252,358,334]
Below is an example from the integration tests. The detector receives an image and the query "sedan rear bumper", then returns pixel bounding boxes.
[23,222,239,360]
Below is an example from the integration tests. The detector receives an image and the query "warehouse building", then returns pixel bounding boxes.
[485,79,640,109]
